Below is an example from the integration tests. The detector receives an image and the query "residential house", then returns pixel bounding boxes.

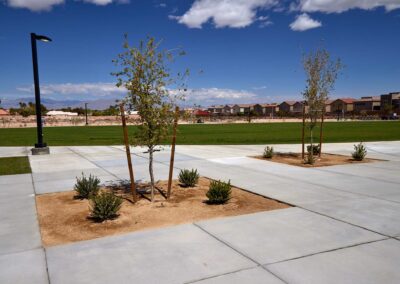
[381,92,400,113]
[260,104,277,116]
[325,100,333,113]
[278,101,296,113]
[207,105,225,114]
[0,109,10,116]
[293,101,305,113]
[354,96,381,113]
[329,98,355,114]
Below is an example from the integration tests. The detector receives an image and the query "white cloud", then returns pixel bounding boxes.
[5,0,64,11]
[172,88,258,104]
[290,13,322,31]
[17,82,126,97]
[296,0,400,13]
[170,0,277,28]
[4,0,128,11]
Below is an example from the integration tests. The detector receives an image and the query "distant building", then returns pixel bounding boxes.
[0,109,10,116]
[47,110,78,116]
[381,92,400,113]
[260,104,277,116]
[354,96,381,112]
[278,101,296,113]
[330,98,355,114]
[207,105,225,114]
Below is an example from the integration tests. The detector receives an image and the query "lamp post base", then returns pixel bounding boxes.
[31,146,50,155]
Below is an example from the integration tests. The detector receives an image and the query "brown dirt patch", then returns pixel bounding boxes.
[36,177,290,247]
[253,153,381,167]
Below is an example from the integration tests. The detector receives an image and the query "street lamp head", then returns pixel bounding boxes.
[33,34,52,42]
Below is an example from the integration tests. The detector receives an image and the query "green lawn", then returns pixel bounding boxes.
[0,121,399,146]
[0,156,31,176]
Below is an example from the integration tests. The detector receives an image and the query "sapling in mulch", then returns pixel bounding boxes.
[352,142,367,161]
[304,148,316,165]
[178,169,199,187]
[206,180,232,204]
[263,146,274,159]
[89,192,123,222]
[74,173,100,199]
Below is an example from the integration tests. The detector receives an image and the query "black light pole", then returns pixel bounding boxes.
[85,103,89,126]
[31,33,51,155]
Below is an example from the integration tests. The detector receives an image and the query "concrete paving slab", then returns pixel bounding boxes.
[0,147,29,157]
[29,153,97,173]
[246,180,361,206]
[0,249,48,284]
[0,194,41,254]
[267,239,400,284]
[196,208,383,265]
[316,162,400,185]
[32,168,112,183]
[46,224,256,284]
[0,173,32,185]
[303,197,400,236]
[193,267,284,284]
[0,180,34,199]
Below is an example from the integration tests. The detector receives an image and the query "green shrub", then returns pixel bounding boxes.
[74,173,100,199]
[263,146,274,159]
[307,144,320,155]
[206,180,232,204]
[178,169,200,187]
[89,192,123,221]
[352,142,367,161]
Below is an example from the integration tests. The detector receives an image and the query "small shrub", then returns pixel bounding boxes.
[74,173,100,199]
[206,180,232,204]
[179,169,200,187]
[263,146,274,159]
[307,144,320,155]
[352,142,367,161]
[89,192,123,221]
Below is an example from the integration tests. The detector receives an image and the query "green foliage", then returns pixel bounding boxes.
[206,180,232,204]
[352,142,367,161]
[74,173,100,199]
[112,35,188,201]
[307,144,320,155]
[10,102,47,117]
[263,146,274,159]
[89,192,123,222]
[178,169,199,187]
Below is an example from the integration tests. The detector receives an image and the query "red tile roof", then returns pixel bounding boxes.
[0,109,9,115]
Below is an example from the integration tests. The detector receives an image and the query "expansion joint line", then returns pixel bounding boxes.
[189,223,289,284]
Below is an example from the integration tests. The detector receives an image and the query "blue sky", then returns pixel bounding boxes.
[0,0,399,106]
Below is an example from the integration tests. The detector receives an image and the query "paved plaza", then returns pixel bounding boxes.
[1,141,400,283]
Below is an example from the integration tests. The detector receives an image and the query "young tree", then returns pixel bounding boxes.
[303,48,342,162]
[112,36,187,201]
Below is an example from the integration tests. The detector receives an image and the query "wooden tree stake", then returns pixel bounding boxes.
[318,111,325,158]
[301,103,306,160]
[120,104,137,202]
[167,106,179,199]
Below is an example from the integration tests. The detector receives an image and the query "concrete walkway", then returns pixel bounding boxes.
[1,141,400,283]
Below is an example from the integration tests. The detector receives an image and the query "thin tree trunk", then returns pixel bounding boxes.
[167,106,179,199]
[301,103,305,159]
[149,147,155,202]
[120,104,137,202]
[319,112,324,158]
